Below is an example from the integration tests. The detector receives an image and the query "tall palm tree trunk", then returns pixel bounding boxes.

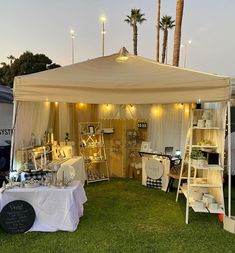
[133,25,138,55]
[156,0,161,62]
[173,0,184,66]
[162,30,168,63]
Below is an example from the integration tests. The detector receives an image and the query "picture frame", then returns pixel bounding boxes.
[88,125,95,134]
[140,141,151,152]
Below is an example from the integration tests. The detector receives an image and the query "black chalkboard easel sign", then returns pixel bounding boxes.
[0,200,36,234]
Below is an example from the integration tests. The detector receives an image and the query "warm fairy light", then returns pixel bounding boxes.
[104,104,111,111]
[152,105,162,117]
[185,107,189,114]
[178,103,184,109]
[54,101,58,106]
[78,103,87,109]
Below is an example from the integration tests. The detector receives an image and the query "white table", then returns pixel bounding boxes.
[0,181,87,232]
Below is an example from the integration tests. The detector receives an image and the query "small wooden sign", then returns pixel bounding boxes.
[0,200,35,234]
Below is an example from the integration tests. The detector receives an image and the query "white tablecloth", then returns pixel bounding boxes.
[0,181,87,232]
[62,156,87,184]
[142,156,170,191]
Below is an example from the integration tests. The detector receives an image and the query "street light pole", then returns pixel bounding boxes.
[100,16,106,56]
[181,40,192,68]
[70,29,75,64]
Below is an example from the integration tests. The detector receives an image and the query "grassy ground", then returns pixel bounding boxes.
[0,178,235,253]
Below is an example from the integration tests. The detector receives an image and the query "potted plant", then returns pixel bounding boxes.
[190,148,206,166]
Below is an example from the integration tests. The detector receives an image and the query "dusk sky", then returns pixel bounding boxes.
[0,0,234,76]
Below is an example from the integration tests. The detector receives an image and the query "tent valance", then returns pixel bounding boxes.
[14,50,231,104]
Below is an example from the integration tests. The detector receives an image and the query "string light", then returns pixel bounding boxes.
[178,103,184,109]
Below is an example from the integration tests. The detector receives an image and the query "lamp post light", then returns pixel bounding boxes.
[70,29,75,64]
[181,40,192,68]
[100,16,106,57]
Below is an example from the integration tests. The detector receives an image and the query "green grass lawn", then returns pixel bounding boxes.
[0,178,235,253]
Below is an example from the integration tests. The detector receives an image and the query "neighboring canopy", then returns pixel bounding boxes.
[0,85,13,103]
[14,48,231,104]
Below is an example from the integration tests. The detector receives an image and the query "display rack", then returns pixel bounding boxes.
[176,108,226,224]
[79,122,109,184]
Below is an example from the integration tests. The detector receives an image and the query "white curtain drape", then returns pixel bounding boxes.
[58,103,70,142]
[98,104,151,119]
[13,101,50,170]
[98,103,190,154]
[147,104,190,153]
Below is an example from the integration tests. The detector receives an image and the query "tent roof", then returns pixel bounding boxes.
[0,85,13,103]
[14,49,231,104]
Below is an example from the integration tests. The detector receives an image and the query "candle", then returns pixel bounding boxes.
[51,133,54,144]
[33,155,37,170]
[40,154,43,169]
[43,147,47,168]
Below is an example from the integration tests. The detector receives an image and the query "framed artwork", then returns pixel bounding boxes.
[140,141,151,152]
[88,125,95,134]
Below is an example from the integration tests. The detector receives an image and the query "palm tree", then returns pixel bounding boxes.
[7,55,15,66]
[124,9,146,55]
[173,0,184,66]
[156,0,161,62]
[160,15,175,64]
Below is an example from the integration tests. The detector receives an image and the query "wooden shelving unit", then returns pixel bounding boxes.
[79,122,109,184]
[176,108,226,223]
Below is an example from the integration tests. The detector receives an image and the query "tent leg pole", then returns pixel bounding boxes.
[227,100,231,218]
[9,100,18,174]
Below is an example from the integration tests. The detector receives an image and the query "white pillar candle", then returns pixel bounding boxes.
[33,155,37,170]
[40,154,43,169]
[43,147,47,167]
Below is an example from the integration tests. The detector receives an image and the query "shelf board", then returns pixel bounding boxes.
[192,127,220,130]
[208,207,224,214]
[190,164,223,171]
[192,109,215,111]
[191,205,209,213]
[184,161,223,170]
[81,132,103,135]
[188,145,217,148]
[190,184,222,188]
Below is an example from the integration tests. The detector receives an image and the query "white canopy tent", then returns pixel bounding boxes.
[12,49,232,218]
[14,49,230,104]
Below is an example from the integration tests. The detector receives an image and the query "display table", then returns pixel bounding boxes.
[142,156,170,192]
[21,156,87,184]
[0,181,87,232]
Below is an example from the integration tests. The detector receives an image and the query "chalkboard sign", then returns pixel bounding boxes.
[0,200,35,233]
